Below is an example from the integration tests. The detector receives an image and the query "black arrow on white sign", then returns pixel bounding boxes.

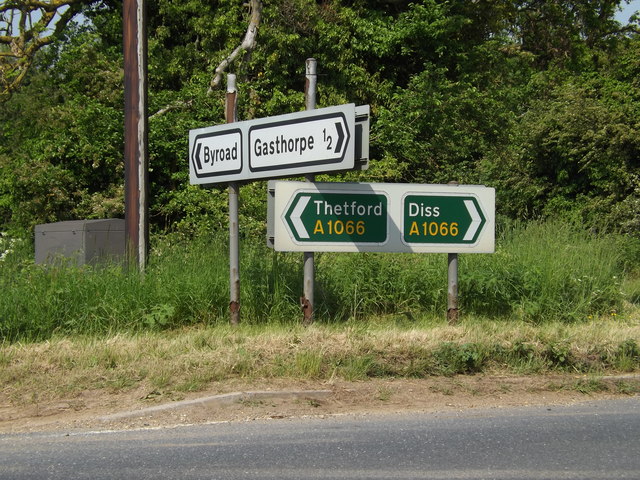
[334,122,345,154]
[193,143,203,171]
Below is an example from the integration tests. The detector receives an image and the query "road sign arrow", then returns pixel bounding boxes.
[189,128,243,180]
[463,199,482,241]
[282,190,388,245]
[402,194,487,245]
[289,195,311,239]
[334,121,345,154]
[249,110,352,172]
[193,143,203,171]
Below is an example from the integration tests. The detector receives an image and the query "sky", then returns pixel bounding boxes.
[617,0,640,23]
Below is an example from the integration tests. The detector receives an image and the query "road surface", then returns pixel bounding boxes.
[1,397,638,479]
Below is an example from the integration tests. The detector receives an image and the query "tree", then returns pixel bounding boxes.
[480,42,640,231]
[0,0,95,102]
[1,0,638,238]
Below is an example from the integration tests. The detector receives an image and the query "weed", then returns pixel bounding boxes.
[621,275,640,304]
[615,380,640,395]
[429,385,454,396]
[617,339,640,359]
[107,373,137,391]
[573,378,608,394]
[338,354,385,381]
[544,342,574,369]
[294,351,324,378]
[433,343,487,375]
[603,339,640,371]
[376,386,393,401]
[545,382,566,392]
[230,349,257,377]
[143,390,165,400]
[504,341,546,373]
[143,304,176,330]
[175,372,215,393]
[510,341,535,362]
[0,347,13,367]
[239,398,265,408]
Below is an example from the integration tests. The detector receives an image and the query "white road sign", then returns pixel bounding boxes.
[248,110,350,172]
[190,128,242,179]
[189,104,364,184]
[268,181,495,253]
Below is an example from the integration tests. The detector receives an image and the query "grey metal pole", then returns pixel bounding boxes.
[227,74,240,326]
[123,0,148,271]
[447,253,459,324]
[301,58,317,325]
[447,181,460,324]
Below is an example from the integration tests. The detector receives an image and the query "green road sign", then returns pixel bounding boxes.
[283,192,388,244]
[402,195,486,245]
[270,181,495,253]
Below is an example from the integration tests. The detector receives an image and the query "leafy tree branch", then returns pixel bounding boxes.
[0,0,90,102]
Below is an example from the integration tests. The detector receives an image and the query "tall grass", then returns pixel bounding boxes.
[0,221,633,342]
[0,234,303,341]
[461,220,624,322]
[318,220,625,323]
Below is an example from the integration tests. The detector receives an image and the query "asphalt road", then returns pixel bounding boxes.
[1,397,639,479]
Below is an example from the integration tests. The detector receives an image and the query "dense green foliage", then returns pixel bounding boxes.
[0,221,634,342]
[1,1,639,341]
[1,0,639,237]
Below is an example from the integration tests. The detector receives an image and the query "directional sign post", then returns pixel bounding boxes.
[189,104,368,184]
[283,191,388,245]
[402,194,486,245]
[248,110,350,174]
[269,181,495,253]
[190,128,243,180]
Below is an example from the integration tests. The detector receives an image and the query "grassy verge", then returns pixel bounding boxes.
[2,315,639,406]
[1,220,639,406]
[1,220,638,342]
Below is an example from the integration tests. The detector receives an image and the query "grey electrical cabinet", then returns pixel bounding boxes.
[35,219,125,266]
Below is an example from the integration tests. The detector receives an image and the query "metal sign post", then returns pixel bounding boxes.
[447,253,459,324]
[447,181,459,324]
[226,74,240,326]
[302,58,317,324]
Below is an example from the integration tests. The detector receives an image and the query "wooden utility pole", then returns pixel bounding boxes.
[123,0,149,271]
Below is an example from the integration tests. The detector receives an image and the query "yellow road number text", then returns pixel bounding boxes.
[314,220,366,236]
[408,221,459,237]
